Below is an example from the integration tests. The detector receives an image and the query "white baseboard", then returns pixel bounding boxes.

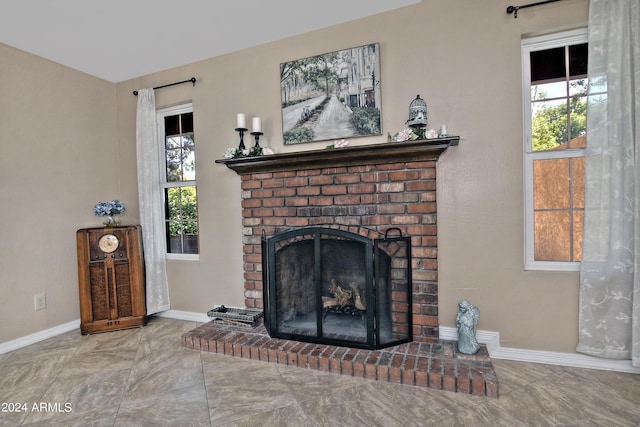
[154,309,210,323]
[440,326,502,354]
[439,326,640,374]
[0,319,80,354]
[2,313,638,374]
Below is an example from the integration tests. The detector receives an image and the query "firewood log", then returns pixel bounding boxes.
[322,296,340,308]
[327,278,353,307]
[349,282,366,310]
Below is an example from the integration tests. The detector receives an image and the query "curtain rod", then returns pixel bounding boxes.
[506,0,563,18]
[133,77,196,96]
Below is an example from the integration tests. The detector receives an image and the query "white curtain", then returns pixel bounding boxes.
[136,88,171,314]
[577,0,640,366]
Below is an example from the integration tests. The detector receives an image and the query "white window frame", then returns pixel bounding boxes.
[522,28,587,271]
[157,102,199,261]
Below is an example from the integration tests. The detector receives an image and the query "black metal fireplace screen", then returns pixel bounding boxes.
[262,227,412,350]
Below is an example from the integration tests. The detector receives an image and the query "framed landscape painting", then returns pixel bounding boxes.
[280,43,381,145]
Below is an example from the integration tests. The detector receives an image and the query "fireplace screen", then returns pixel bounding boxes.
[262,227,412,350]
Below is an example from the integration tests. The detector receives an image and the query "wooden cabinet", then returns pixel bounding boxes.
[76,225,147,334]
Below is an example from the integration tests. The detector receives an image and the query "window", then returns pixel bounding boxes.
[157,104,199,257]
[523,29,589,271]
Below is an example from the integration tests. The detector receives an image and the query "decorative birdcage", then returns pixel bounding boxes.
[406,95,427,138]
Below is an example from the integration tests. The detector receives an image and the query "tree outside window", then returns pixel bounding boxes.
[523,30,589,270]
[158,107,199,256]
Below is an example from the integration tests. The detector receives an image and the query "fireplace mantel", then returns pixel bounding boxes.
[215,136,459,174]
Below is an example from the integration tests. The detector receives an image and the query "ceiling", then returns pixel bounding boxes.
[0,0,420,83]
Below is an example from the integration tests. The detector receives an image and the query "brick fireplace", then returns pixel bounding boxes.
[182,137,499,397]
[225,137,460,343]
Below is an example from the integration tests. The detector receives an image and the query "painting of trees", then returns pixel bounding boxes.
[280,44,381,144]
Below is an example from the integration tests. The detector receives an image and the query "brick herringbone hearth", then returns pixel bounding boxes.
[182,321,499,398]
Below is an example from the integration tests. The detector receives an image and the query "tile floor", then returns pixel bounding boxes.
[1,316,639,426]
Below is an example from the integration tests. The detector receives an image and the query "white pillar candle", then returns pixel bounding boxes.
[236,113,246,129]
[440,125,448,136]
[252,117,262,133]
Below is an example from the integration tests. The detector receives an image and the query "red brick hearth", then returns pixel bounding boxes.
[181,321,498,398]
[192,138,499,397]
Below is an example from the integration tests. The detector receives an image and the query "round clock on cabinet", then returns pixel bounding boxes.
[98,233,119,253]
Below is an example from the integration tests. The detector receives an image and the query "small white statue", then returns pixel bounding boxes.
[456,299,480,354]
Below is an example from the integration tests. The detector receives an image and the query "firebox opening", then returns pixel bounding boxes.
[262,227,412,350]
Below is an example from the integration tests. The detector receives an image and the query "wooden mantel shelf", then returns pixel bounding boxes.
[215,136,459,174]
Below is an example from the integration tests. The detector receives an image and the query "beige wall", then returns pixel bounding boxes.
[2,0,589,354]
[0,43,118,342]
[116,0,588,353]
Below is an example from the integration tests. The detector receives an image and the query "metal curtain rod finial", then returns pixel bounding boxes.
[506,0,563,18]
[133,77,197,95]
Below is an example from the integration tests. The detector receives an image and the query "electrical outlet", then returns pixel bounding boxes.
[34,294,47,310]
